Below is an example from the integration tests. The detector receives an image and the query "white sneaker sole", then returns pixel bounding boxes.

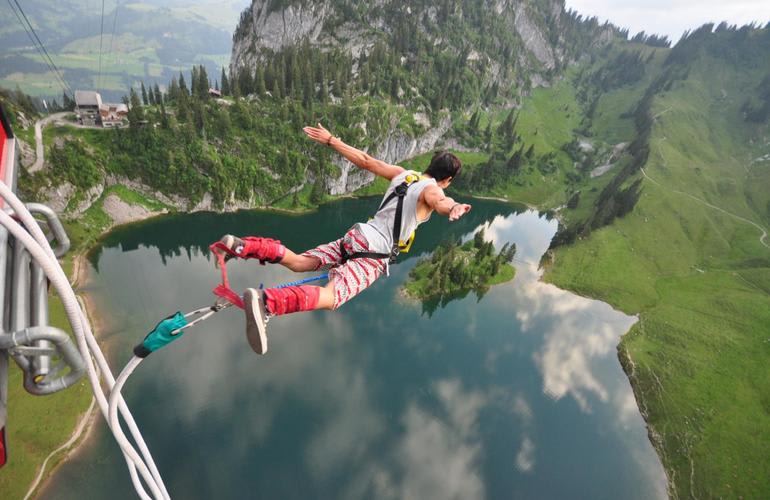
[244,288,268,355]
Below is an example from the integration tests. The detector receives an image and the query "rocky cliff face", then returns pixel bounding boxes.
[326,115,452,195]
[231,0,609,86]
[231,1,333,70]
[230,0,617,196]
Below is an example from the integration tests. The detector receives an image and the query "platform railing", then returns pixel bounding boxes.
[0,103,85,467]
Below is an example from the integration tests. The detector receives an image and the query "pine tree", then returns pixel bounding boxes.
[525,144,535,159]
[128,88,144,126]
[159,98,169,129]
[221,68,230,95]
[190,66,199,98]
[192,100,205,137]
[140,82,148,105]
[153,83,162,106]
[254,67,266,95]
[168,77,179,102]
[198,65,210,98]
[239,70,254,96]
[179,73,189,97]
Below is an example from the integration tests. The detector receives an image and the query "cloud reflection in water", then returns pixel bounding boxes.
[50,204,667,500]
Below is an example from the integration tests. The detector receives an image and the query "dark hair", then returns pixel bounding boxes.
[424,151,461,181]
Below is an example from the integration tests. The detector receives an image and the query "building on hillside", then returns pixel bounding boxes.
[74,90,102,126]
[100,103,128,128]
[75,90,129,128]
[208,88,222,98]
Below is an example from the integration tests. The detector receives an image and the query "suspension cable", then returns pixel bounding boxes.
[106,0,121,72]
[6,0,74,98]
[97,0,105,92]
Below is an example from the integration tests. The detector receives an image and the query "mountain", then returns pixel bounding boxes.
[0,0,250,101]
[2,1,770,498]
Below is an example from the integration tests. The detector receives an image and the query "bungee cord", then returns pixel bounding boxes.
[0,182,169,500]
[1,183,331,498]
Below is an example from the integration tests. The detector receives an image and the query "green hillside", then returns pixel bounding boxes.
[2,2,770,497]
[546,25,770,498]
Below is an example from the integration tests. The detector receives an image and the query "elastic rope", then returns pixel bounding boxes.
[274,273,329,289]
[0,183,168,499]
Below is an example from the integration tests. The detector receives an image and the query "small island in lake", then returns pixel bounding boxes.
[404,229,516,303]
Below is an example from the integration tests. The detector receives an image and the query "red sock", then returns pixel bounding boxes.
[263,285,320,316]
[240,237,286,263]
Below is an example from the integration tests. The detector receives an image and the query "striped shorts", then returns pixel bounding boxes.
[301,227,387,309]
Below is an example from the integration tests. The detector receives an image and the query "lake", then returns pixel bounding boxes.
[40,197,666,499]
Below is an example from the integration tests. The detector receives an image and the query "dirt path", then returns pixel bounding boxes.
[31,113,104,173]
[23,397,97,500]
[22,253,100,500]
[642,147,769,249]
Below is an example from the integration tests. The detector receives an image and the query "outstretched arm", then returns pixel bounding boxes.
[422,185,471,222]
[303,123,404,180]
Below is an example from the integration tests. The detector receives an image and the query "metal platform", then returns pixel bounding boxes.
[0,103,85,467]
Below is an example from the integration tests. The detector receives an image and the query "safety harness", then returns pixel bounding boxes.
[341,172,422,265]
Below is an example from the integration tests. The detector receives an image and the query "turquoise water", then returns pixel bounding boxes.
[41,198,666,499]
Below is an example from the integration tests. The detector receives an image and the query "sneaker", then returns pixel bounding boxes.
[216,235,245,267]
[243,288,269,354]
[219,234,246,253]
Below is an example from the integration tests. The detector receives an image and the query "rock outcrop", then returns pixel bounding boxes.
[326,115,452,195]
[231,0,615,89]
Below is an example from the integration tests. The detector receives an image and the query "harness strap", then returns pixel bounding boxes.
[339,240,389,263]
[390,182,409,262]
[372,178,416,264]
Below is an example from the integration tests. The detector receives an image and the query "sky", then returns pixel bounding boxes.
[565,0,770,43]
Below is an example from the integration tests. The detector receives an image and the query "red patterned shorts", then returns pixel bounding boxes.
[301,227,387,309]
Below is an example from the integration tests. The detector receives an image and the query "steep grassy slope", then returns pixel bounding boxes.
[546,27,770,498]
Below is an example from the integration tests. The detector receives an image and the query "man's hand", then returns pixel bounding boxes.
[449,203,472,222]
[303,123,333,145]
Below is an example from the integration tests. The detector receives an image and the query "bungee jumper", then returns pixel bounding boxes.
[213,123,472,354]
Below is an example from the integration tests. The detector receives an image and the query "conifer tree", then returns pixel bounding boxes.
[221,68,230,95]
[198,65,210,98]
[179,73,189,97]
[128,88,144,126]
[159,98,169,129]
[190,66,199,97]
[140,82,148,105]
[254,67,266,95]
[153,83,162,106]
[168,76,179,102]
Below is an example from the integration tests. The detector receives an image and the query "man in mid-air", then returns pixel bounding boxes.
[219,123,471,354]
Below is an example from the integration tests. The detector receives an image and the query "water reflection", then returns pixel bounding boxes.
[42,200,666,500]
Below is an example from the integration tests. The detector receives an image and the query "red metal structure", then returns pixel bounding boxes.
[0,102,13,467]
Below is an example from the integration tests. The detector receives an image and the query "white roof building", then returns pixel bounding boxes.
[74,90,102,108]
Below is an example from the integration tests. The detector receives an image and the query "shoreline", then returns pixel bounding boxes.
[33,195,667,497]
[27,251,103,500]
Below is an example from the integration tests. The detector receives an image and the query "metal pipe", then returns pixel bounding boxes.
[9,232,30,375]
[25,203,70,258]
[29,262,50,382]
[0,326,85,394]
[0,191,168,499]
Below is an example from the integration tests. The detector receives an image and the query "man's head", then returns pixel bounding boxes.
[424,151,461,186]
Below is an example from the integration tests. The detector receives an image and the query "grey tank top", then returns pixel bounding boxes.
[355,170,437,254]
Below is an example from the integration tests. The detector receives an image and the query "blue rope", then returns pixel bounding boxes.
[259,273,329,290]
